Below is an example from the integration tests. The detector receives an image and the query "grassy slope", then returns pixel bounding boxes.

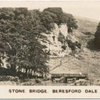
[74,16,98,47]
[49,16,100,82]
[75,16,98,33]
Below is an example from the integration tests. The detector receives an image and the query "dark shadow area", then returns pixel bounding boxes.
[82,32,93,35]
[67,40,81,50]
[0,67,44,80]
[0,67,24,78]
[87,38,100,51]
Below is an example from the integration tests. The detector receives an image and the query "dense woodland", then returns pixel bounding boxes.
[0,8,78,78]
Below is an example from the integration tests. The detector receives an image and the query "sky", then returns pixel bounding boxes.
[0,1,100,21]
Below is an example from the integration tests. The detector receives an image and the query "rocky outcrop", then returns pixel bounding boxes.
[59,23,68,37]
[41,23,71,57]
[41,23,81,57]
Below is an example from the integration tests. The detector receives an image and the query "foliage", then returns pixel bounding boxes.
[43,7,64,25]
[95,22,100,48]
[63,13,78,33]
[0,8,48,78]
[43,8,78,32]
[40,11,54,31]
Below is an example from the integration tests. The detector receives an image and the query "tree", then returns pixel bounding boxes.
[63,13,78,33]
[43,8,78,33]
[0,8,49,78]
[40,11,54,31]
[95,22,100,48]
[43,7,64,25]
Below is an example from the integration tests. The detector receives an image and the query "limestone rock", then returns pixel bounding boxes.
[41,23,70,57]
[41,23,81,57]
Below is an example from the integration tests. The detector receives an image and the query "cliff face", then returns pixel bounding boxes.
[41,23,72,57]
[59,23,68,37]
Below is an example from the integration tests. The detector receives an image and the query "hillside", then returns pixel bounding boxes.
[74,16,98,47]
[0,8,100,86]
[75,16,98,34]
[48,16,100,85]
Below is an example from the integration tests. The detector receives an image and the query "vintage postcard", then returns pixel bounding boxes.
[0,0,100,99]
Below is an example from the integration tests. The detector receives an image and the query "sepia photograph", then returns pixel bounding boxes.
[0,0,100,87]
